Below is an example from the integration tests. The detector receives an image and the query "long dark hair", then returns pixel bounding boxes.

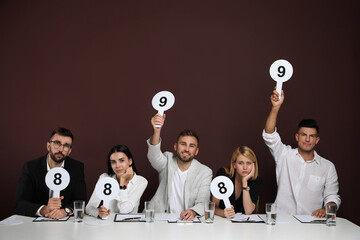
[107,145,138,175]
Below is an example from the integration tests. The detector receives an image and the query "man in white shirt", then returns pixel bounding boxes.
[263,88,340,217]
[147,113,213,220]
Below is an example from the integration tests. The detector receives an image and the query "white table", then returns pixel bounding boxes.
[1,214,359,240]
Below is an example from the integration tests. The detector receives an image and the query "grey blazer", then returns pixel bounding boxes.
[146,139,213,216]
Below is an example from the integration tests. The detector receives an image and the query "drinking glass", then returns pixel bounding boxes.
[204,202,215,223]
[265,203,277,225]
[73,200,85,222]
[145,201,155,223]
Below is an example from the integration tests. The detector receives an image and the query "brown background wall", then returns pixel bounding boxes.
[1,0,359,225]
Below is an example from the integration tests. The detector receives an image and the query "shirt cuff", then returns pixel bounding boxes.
[147,138,162,148]
[36,205,45,216]
[324,197,341,210]
[117,189,129,198]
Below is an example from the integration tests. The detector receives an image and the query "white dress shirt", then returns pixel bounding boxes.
[263,129,341,215]
[86,173,148,217]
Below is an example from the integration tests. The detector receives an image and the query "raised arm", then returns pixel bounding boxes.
[150,113,166,145]
[265,88,285,134]
[147,113,168,172]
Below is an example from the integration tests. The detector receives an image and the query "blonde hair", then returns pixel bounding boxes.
[224,146,258,180]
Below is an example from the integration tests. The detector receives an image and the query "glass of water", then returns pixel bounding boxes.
[265,203,277,225]
[145,201,155,223]
[204,202,215,223]
[73,200,85,222]
[326,203,337,226]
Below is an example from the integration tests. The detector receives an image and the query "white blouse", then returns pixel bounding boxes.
[86,173,148,217]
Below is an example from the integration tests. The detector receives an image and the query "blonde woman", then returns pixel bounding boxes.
[212,146,262,217]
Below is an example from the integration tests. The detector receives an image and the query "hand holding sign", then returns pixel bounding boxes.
[45,167,70,198]
[95,177,120,219]
[152,91,175,128]
[269,59,293,99]
[210,176,234,209]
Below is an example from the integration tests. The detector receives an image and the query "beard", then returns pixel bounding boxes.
[49,149,66,163]
[175,150,194,163]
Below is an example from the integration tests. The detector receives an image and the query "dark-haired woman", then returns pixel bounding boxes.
[86,145,148,218]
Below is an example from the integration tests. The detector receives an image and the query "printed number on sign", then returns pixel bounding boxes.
[53,173,62,185]
[103,183,112,196]
[277,66,285,77]
[159,97,167,107]
[218,182,227,194]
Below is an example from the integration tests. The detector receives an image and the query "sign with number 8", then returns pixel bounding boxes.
[45,167,70,198]
[95,177,119,219]
[210,176,234,209]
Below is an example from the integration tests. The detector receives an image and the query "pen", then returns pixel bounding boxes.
[310,220,325,223]
[122,217,141,221]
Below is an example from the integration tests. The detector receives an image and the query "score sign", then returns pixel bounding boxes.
[95,177,120,219]
[269,59,293,98]
[45,167,70,198]
[152,91,175,128]
[210,176,234,209]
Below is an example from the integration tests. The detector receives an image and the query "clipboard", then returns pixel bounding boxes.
[231,215,265,223]
[168,217,201,223]
[33,216,70,222]
[293,215,326,224]
[114,214,146,222]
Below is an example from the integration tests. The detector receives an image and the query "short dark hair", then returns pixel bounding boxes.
[176,129,199,144]
[298,119,319,133]
[50,127,74,141]
[107,145,138,175]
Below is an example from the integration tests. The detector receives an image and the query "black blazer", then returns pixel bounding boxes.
[14,155,86,217]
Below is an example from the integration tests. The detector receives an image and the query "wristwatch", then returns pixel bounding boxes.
[120,185,127,190]
[242,186,250,191]
[64,208,72,216]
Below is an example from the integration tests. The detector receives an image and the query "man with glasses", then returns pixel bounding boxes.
[14,127,86,219]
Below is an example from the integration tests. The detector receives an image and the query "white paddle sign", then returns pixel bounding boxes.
[269,59,293,98]
[152,91,175,128]
[95,177,120,219]
[45,167,70,198]
[210,176,234,209]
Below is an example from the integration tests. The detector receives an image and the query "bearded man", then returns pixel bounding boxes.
[14,127,86,219]
[147,114,212,221]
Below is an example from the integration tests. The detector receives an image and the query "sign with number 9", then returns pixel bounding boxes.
[45,167,70,198]
[269,59,293,98]
[151,91,175,116]
[210,176,234,208]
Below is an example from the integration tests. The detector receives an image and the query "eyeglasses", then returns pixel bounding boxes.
[49,140,72,151]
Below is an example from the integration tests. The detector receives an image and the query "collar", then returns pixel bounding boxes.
[46,154,65,171]
[296,150,321,165]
